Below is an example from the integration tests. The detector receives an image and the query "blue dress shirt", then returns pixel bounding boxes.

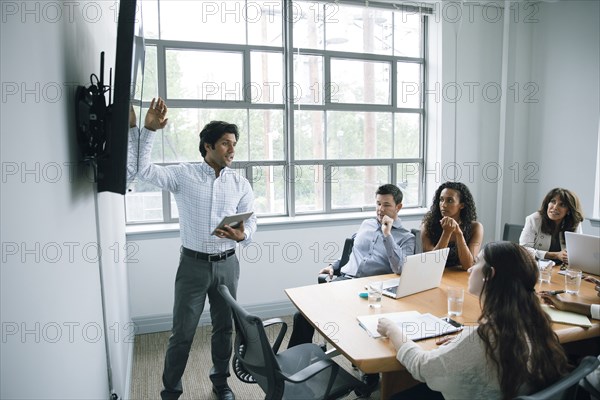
[336,217,415,277]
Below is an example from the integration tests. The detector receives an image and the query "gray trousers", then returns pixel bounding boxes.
[160,250,240,400]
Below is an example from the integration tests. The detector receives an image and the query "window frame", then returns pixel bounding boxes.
[126,0,431,225]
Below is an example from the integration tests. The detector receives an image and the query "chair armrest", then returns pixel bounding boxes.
[283,359,338,384]
[262,318,287,353]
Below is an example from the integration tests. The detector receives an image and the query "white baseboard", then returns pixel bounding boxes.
[132,300,297,335]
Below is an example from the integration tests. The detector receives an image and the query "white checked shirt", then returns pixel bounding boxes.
[128,127,257,253]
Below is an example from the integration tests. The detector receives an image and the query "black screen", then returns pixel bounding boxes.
[97,0,143,194]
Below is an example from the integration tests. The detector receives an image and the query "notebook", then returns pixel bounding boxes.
[541,305,592,328]
[357,310,464,340]
[369,248,450,299]
[564,232,600,275]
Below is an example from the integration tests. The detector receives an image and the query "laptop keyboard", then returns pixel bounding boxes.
[386,286,399,294]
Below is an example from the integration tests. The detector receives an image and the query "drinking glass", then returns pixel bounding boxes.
[564,268,583,295]
[447,286,464,317]
[368,281,383,308]
[537,259,553,284]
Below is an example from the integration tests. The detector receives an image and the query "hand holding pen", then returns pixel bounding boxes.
[540,291,567,311]
[540,290,565,296]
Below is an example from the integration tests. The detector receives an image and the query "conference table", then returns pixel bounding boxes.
[285,267,600,400]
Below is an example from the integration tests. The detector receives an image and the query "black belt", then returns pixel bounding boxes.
[181,247,235,262]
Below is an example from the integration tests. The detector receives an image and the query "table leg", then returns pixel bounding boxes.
[380,370,419,400]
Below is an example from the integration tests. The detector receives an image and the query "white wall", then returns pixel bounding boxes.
[128,214,425,333]
[525,1,600,234]
[1,1,132,399]
[440,2,504,241]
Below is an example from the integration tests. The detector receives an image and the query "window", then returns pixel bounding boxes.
[126,0,431,224]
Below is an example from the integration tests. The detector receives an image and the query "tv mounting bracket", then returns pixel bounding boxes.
[75,51,113,182]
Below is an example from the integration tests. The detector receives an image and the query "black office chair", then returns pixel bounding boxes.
[318,238,354,283]
[513,355,600,400]
[580,359,600,399]
[218,285,363,400]
[503,223,524,243]
[411,228,422,254]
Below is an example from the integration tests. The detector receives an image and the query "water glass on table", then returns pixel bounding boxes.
[447,286,464,317]
[564,268,583,295]
[537,259,553,283]
[368,281,383,308]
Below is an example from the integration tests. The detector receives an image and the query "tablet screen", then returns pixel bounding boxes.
[211,212,254,235]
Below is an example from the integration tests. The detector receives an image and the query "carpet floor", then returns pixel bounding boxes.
[129,315,381,400]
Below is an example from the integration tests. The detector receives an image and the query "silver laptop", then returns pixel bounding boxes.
[372,248,450,299]
[565,231,600,275]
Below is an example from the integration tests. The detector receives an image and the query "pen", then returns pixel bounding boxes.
[545,290,565,295]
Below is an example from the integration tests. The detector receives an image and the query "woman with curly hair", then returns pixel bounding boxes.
[377,241,569,400]
[519,187,584,264]
[421,181,483,270]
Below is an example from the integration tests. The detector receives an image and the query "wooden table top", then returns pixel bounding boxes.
[285,266,600,374]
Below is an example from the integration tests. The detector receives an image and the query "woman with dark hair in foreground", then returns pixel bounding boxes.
[378,241,569,400]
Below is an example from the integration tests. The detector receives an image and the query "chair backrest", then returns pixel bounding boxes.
[411,228,422,254]
[514,356,600,400]
[503,223,524,243]
[217,285,285,399]
[338,237,354,268]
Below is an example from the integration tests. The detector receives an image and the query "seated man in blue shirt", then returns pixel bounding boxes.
[287,184,415,394]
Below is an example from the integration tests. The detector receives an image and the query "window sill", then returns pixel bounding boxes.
[126,208,429,238]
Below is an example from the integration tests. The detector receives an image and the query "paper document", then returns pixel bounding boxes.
[541,305,592,328]
[357,311,463,340]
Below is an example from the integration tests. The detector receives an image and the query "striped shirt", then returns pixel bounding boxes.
[128,127,257,253]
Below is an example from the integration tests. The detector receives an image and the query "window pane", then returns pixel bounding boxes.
[331,166,390,209]
[160,1,246,44]
[394,113,420,158]
[141,45,157,102]
[326,5,393,55]
[166,50,243,101]
[327,112,392,159]
[294,110,324,160]
[171,194,178,220]
[161,108,248,163]
[397,163,421,207]
[393,11,422,57]
[125,180,163,222]
[397,62,421,109]
[248,109,284,161]
[130,1,427,223]
[293,55,324,105]
[295,164,324,213]
[330,59,390,105]
[247,1,283,46]
[140,0,159,39]
[292,1,324,50]
[251,165,285,214]
[250,52,284,104]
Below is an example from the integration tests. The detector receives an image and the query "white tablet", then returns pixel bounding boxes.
[211,212,254,235]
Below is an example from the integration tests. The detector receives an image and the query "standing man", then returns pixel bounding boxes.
[287,184,415,396]
[129,98,257,400]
